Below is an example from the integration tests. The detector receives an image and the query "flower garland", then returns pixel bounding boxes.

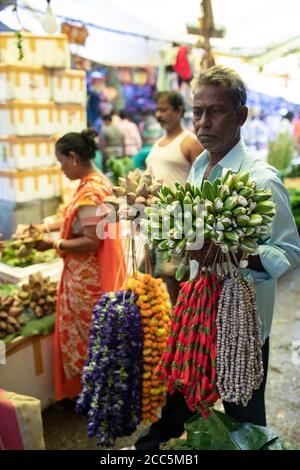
[76,290,143,447]
[155,271,222,418]
[125,272,171,423]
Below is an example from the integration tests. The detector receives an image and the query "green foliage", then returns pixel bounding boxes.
[106,156,135,184]
[280,164,300,179]
[15,30,24,61]
[287,187,300,231]
[267,133,294,171]
[3,313,55,345]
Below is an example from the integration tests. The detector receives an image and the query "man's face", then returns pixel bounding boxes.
[192,85,247,157]
[155,97,182,132]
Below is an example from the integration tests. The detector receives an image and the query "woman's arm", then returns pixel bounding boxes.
[56,225,100,254]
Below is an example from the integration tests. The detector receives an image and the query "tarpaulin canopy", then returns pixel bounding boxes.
[0,0,299,101]
[1,0,300,64]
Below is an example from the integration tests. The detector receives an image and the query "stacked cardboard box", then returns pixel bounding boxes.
[0,33,87,238]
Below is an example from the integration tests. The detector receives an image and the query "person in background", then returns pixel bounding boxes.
[17,130,126,401]
[87,127,103,172]
[101,114,125,170]
[117,110,142,157]
[139,110,162,146]
[292,109,300,153]
[146,91,203,305]
[132,65,300,451]
[131,111,163,171]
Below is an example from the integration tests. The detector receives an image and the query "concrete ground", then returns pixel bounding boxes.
[42,266,300,450]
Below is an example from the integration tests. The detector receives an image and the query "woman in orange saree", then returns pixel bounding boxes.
[35,130,126,401]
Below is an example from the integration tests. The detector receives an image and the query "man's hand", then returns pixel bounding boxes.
[34,237,54,252]
[187,239,220,267]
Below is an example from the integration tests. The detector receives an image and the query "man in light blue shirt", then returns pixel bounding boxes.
[133,65,300,451]
[188,65,300,428]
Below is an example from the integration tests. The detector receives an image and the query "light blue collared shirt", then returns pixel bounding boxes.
[188,138,300,341]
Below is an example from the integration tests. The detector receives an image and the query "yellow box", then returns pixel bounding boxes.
[0,135,57,170]
[0,166,63,202]
[0,33,71,69]
[52,69,86,104]
[0,101,86,136]
[0,64,52,101]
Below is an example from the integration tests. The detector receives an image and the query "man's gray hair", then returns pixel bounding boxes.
[191,65,247,110]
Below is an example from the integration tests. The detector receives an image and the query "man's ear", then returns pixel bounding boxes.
[238,105,248,126]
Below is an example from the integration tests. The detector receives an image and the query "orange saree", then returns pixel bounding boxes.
[54,172,126,401]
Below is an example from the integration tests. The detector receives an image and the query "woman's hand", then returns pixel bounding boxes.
[15,223,45,235]
[34,237,54,252]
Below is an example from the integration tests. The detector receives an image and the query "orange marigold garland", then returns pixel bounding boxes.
[125,272,171,424]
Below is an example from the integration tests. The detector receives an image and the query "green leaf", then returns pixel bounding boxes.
[19,313,55,337]
[230,423,278,450]
[185,411,239,450]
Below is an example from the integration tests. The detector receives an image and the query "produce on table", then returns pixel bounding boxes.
[1,225,58,268]
[0,272,57,339]
[143,169,276,280]
[76,290,143,447]
[18,272,57,318]
[1,243,57,267]
[0,293,24,338]
[155,271,222,418]
[125,272,171,423]
[105,168,163,221]
[5,224,44,258]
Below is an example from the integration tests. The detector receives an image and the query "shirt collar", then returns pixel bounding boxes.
[216,138,247,172]
[194,138,247,175]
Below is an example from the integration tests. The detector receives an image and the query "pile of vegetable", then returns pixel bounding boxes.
[17,272,57,319]
[0,293,25,338]
[105,168,163,221]
[143,169,276,280]
[0,273,57,339]
[125,273,171,423]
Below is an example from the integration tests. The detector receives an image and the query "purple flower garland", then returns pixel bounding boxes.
[76,290,143,447]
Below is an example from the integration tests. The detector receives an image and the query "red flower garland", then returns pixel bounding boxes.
[155,272,222,418]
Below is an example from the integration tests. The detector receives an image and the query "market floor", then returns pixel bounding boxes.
[42,265,300,450]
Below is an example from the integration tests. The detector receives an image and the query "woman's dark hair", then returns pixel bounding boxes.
[55,128,98,161]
